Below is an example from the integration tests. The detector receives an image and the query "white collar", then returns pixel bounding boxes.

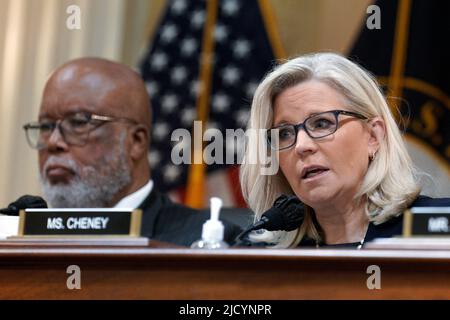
[113,179,153,209]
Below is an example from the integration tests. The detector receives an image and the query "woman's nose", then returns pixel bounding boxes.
[294,128,317,156]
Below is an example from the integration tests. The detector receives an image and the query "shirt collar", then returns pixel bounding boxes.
[113,179,153,209]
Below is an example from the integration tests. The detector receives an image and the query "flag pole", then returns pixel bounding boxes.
[258,0,287,60]
[185,0,219,208]
[388,0,412,120]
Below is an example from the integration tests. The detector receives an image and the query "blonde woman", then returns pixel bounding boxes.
[240,52,450,248]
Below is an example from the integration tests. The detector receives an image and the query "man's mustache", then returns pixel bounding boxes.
[42,156,79,178]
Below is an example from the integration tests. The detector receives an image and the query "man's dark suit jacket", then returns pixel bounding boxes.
[138,189,245,247]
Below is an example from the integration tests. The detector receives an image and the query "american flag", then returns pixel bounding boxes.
[139,0,281,207]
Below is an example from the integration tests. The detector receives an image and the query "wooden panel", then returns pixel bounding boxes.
[1,244,450,299]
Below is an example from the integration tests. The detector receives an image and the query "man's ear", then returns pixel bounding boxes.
[129,124,149,161]
[367,116,385,155]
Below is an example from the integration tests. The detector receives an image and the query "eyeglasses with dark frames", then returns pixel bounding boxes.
[23,112,138,150]
[267,109,368,151]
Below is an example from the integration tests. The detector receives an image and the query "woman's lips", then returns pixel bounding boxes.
[301,169,330,182]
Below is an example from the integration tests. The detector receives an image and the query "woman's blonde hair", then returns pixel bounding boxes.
[239,52,420,248]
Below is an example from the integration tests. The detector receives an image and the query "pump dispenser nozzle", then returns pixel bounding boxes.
[202,197,224,242]
[191,197,229,249]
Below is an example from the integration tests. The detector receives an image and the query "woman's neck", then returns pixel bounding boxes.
[315,199,369,245]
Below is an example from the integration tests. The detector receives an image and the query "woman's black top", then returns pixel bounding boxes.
[301,195,450,248]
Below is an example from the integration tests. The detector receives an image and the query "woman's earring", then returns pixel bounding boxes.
[369,151,377,161]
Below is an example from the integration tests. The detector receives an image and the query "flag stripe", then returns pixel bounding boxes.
[226,166,248,208]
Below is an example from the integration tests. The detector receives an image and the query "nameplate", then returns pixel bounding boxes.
[18,208,142,237]
[403,207,450,237]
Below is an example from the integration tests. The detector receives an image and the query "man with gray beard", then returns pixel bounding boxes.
[40,132,131,208]
[23,57,242,246]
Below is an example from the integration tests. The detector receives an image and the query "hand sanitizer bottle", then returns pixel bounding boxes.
[191,197,229,249]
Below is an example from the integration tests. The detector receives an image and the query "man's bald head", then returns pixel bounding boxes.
[38,57,153,207]
[42,57,151,128]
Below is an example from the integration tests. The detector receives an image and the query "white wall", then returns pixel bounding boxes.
[0,0,130,206]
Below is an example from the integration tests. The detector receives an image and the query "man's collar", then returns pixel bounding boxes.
[113,179,153,209]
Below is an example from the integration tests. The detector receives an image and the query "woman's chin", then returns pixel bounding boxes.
[299,190,335,208]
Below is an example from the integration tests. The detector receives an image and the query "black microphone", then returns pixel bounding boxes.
[235,194,304,245]
[0,195,48,216]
